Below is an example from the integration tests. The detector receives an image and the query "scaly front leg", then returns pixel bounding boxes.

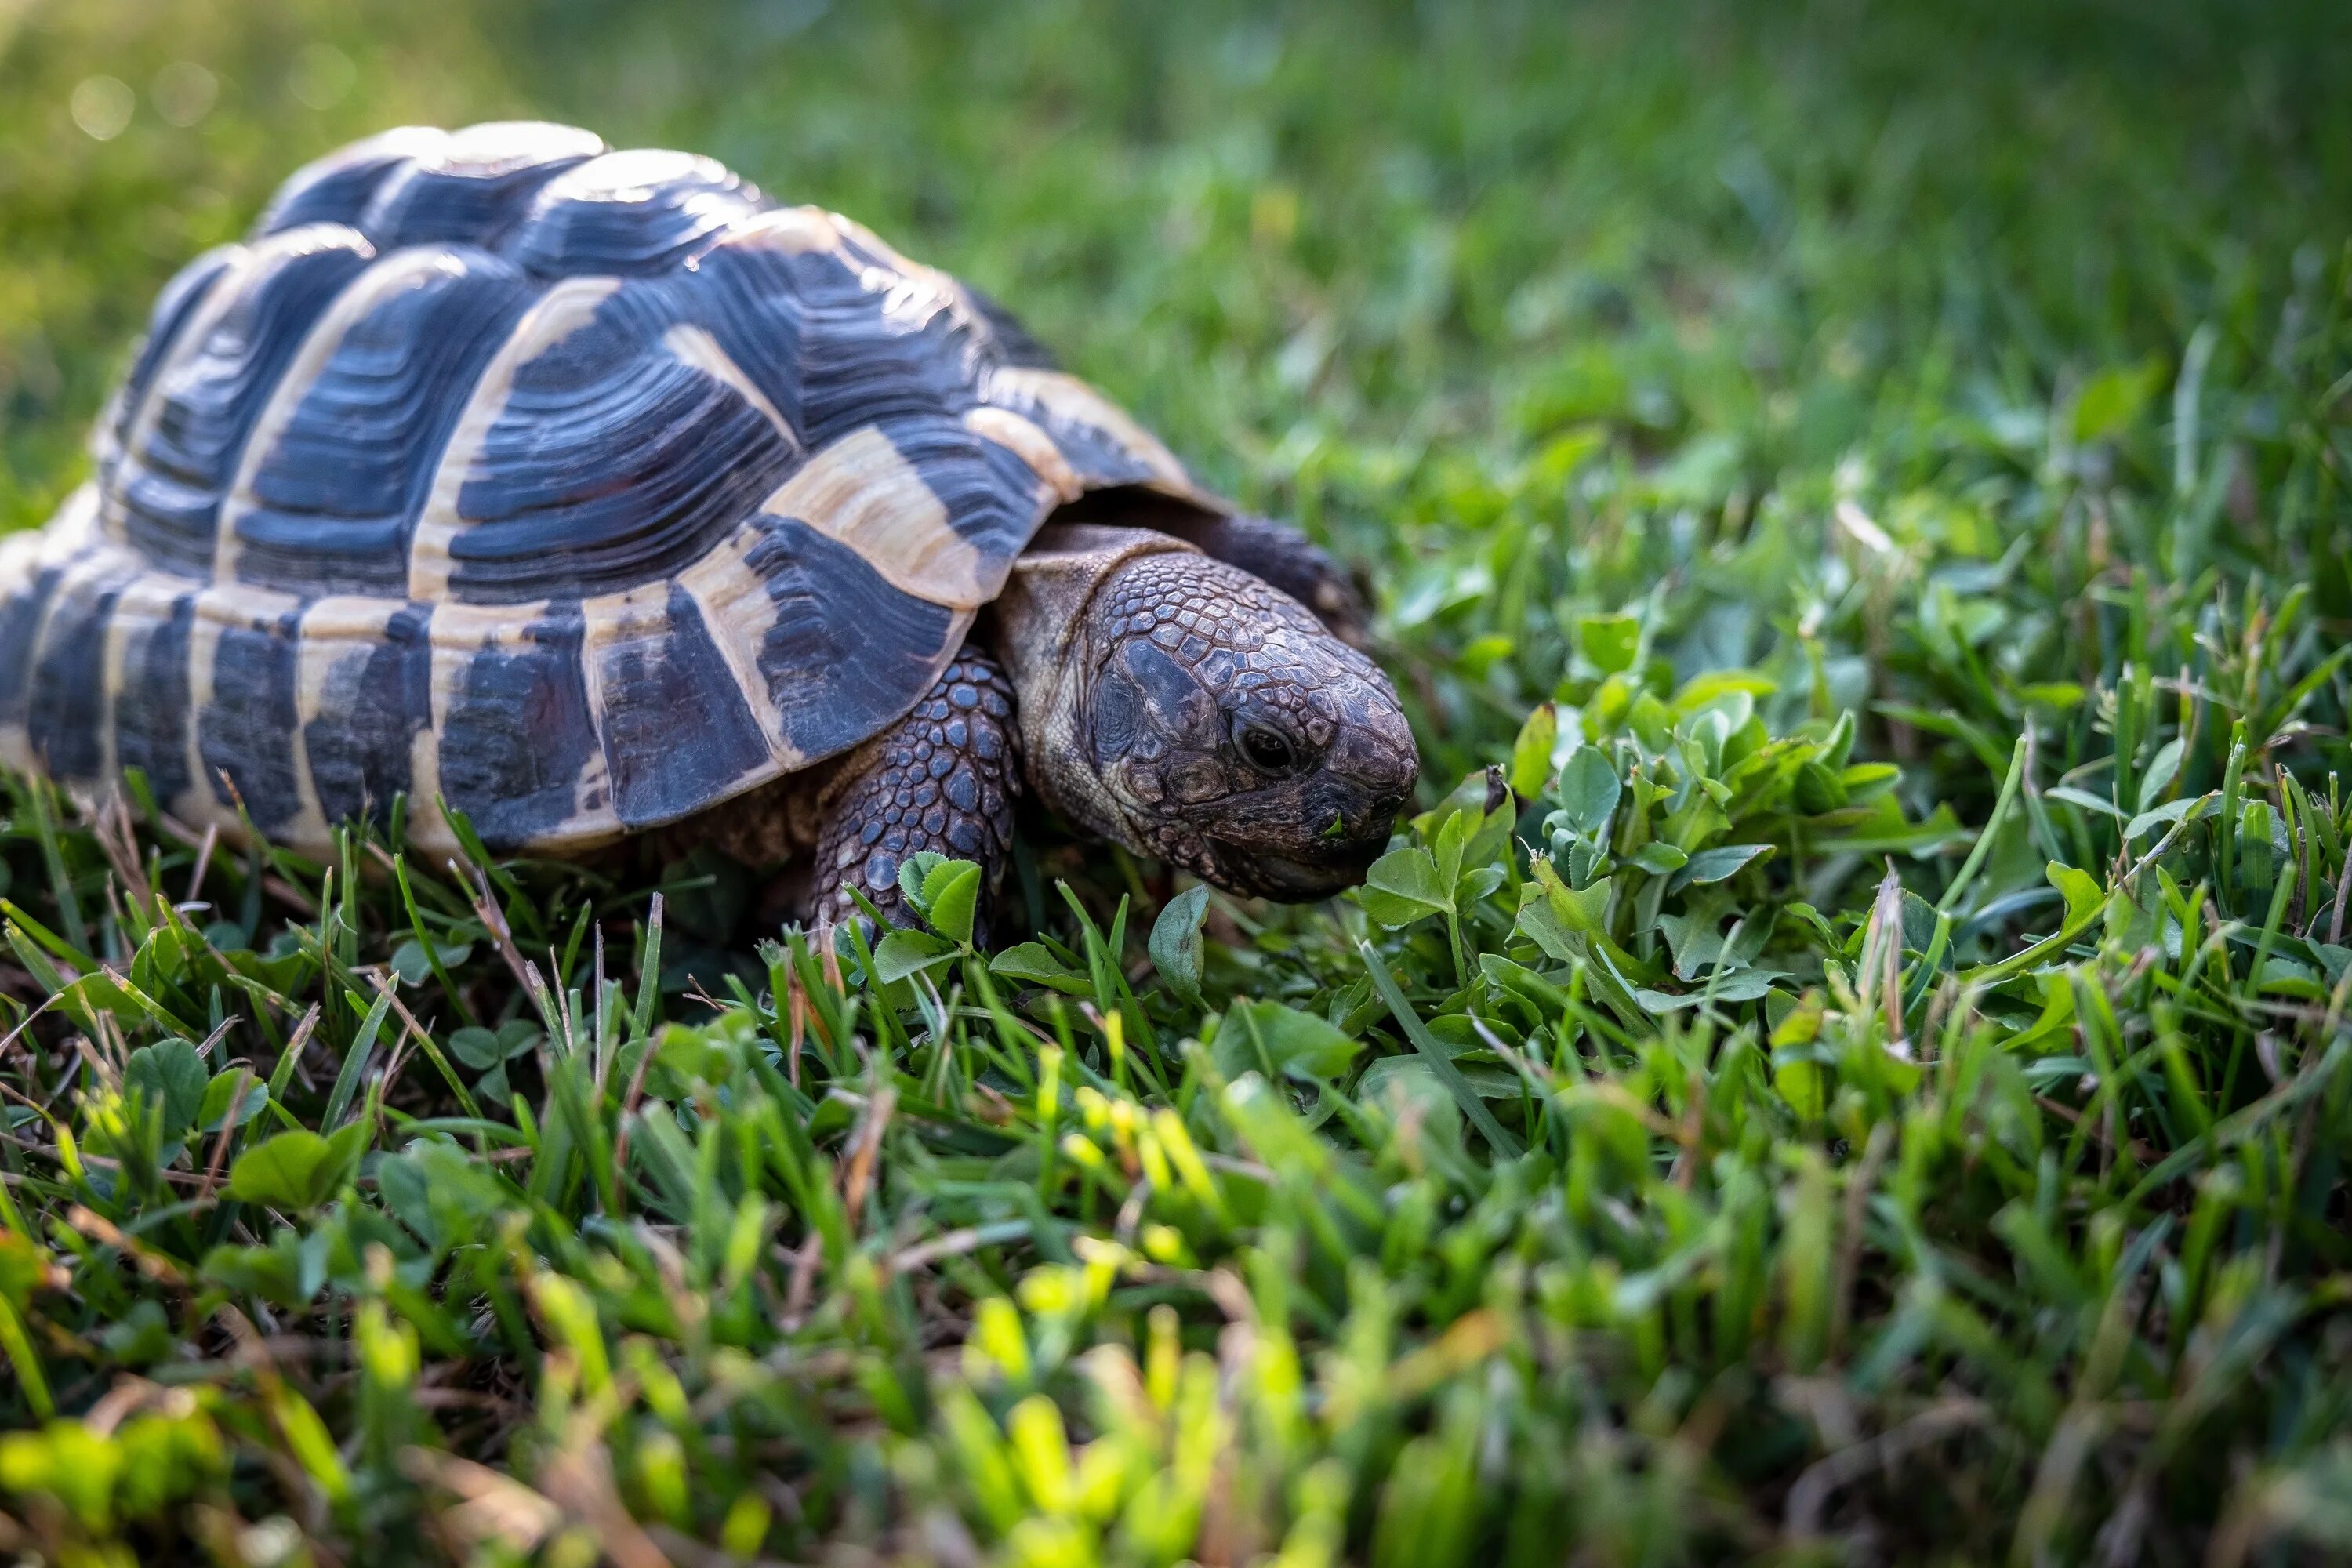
[806,647,1022,929]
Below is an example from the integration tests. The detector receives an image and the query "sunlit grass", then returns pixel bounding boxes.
[2,1,2350,1563]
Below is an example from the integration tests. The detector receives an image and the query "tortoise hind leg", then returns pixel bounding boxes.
[808,646,1022,930]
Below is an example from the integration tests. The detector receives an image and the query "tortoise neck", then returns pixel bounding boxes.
[988,524,1199,848]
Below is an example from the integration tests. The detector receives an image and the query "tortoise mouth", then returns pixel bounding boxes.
[1208,835,1386,901]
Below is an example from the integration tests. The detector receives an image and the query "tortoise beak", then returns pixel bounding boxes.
[1207,826,1389,901]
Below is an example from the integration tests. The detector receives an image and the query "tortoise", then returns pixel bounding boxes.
[0,122,1417,927]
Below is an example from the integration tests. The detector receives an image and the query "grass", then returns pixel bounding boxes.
[3,0,2352,1562]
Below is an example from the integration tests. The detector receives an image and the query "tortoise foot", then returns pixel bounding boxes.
[807,645,1022,931]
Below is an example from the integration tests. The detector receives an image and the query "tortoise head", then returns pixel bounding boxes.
[1000,528,1418,900]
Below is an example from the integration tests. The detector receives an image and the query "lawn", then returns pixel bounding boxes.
[2,0,2351,1562]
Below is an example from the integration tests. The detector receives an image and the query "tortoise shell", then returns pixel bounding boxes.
[0,122,1220,857]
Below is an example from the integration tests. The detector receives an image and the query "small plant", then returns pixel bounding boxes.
[3,2,2350,1563]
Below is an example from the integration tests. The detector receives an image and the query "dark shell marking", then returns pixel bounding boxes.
[105,227,378,578]
[302,604,431,830]
[224,249,538,596]
[0,122,1218,855]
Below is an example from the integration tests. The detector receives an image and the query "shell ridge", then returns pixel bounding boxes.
[92,244,246,485]
[406,274,626,602]
[227,245,539,596]
[27,123,1220,855]
[296,597,434,840]
[215,247,465,586]
[110,223,378,578]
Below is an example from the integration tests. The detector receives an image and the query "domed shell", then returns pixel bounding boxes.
[0,123,1220,857]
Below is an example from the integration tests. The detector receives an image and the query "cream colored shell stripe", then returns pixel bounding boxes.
[2,165,1218,857]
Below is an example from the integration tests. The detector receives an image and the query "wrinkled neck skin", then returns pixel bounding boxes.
[987,522,1418,901]
[989,524,1188,851]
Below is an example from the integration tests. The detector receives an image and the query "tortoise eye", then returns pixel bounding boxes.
[1238,723,1301,776]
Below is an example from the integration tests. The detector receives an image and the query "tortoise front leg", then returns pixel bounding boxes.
[807,646,1022,930]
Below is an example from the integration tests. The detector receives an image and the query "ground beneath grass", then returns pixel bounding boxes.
[2,0,2351,1563]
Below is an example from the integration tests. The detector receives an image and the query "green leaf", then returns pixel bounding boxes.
[1578,611,1641,673]
[197,1069,268,1134]
[1457,633,1514,677]
[2047,786,2125,820]
[1515,891,1580,965]
[2255,956,2323,997]
[1555,746,1621,837]
[198,1237,304,1305]
[2124,791,2214,841]
[2072,358,2165,444]
[98,1299,175,1366]
[1673,669,1777,713]
[1660,905,1734,980]
[989,942,1093,996]
[1414,768,1515,881]
[1216,998,1362,1084]
[1637,970,1780,1010]
[897,851,950,911]
[390,936,472,986]
[1792,760,1848,814]
[321,983,396,1131]
[2013,681,2085,712]
[1357,942,1523,1156]
[1773,1054,1825,1120]
[449,1025,532,1071]
[920,858,982,946]
[1839,763,1901,800]
[873,928,956,985]
[122,1039,205,1137]
[1507,702,1559,800]
[228,1126,366,1212]
[1356,846,1453,928]
[1632,842,1688,875]
[1148,884,1211,1010]
[2136,737,2185,813]
[1672,843,1773,889]
[1431,805,1472,889]
[2047,862,2106,926]
[1813,797,1972,857]
[450,1026,499,1070]
[1519,862,1614,966]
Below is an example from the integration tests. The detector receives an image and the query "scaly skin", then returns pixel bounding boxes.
[804,521,1417,929]
[1067,549,1414,896]
[808,652,1022,928]
[1046,493,1374,648]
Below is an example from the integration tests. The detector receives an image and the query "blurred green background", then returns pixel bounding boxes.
[5,0,2347,538]
[5,8,2352,1559]
[2,0,2347,799]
